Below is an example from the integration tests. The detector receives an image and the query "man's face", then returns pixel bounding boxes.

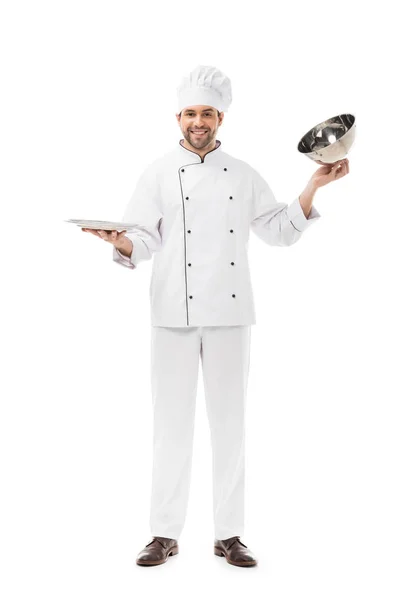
[176,105,224,149]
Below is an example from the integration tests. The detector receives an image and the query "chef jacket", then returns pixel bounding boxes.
[112,139,321,327]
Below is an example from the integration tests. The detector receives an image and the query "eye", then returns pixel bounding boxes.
[186,113,213,117]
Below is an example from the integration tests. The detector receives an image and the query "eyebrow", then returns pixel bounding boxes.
[184,108,215,113]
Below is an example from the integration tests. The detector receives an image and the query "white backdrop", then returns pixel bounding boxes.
[1,0,399,598]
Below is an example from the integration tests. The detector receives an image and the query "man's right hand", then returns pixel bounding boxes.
[81,228,127,250]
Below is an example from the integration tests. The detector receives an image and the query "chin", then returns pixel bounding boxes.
[190,135,210,144]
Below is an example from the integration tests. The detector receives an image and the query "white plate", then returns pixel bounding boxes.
[65,219,136,231]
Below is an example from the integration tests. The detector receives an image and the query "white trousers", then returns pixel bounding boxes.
[149,325,252,541]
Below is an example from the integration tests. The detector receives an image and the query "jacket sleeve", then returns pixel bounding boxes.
[249,167,321,246]
[112,166,163,269]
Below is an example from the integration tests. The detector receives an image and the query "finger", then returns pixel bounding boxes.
[82,228,101,237]
[328,163,340,179]
[328,160,342,171]
[327,164,338,177]
[99,230,115,243]
[97,230,108,241]
[334,163,343,178]
[337,158,349,168]
[336,162,349,178]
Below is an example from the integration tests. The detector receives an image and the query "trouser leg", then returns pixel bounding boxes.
[149,326,200,539]
[201,325,252,540]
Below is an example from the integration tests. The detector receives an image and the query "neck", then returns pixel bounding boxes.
[181,137,217,159]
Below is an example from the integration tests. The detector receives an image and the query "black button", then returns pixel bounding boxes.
[187,230,191,233]
[224,168,227,171]
[188,263,191,266]
[189,295,193,299]
[232,294,236,298]
[231,262,234,265]
[229,196,233,199]
[230,229,234,233]
[186,196,189,200]
[181,168,185,172]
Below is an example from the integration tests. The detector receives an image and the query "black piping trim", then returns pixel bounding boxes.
[179,139,221,163]
[177,140,222,326]
[178,161,200,326]
[290,220,301,232]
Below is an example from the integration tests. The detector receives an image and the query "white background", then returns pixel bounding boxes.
[1,0,399,598]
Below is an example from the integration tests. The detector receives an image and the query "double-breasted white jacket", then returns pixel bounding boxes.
[113,139,321,327]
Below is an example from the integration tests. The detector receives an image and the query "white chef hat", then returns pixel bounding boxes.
[177,65,232,114]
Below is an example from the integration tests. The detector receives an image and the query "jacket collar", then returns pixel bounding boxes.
[178,139,222,163]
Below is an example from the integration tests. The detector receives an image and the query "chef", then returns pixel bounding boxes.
[83,65,349,568]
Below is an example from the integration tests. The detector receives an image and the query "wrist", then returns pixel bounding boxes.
[114,236,129,251]
[304,180,318,195]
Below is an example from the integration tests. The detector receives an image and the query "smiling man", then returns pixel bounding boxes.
[83,64,349,568]
[178,105,223,158]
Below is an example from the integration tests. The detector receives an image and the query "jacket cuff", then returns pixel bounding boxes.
[112,234,139,268]
[287,196,321,232]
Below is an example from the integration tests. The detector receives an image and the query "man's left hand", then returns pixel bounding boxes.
[310,158,350,189]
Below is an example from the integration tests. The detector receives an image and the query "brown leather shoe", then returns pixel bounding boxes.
[214,536,257,567]
[136,536,179,566]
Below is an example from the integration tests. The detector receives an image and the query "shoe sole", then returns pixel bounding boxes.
[214,547,257,567]
[136,545,179,566]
